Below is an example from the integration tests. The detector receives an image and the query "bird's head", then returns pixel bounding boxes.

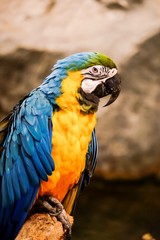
[41,52,121,112]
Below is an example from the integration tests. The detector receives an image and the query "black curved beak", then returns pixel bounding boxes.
[92,73,121,107]
[103,73,121,107]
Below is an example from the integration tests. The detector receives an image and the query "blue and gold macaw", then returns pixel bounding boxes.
[0,52,121,239]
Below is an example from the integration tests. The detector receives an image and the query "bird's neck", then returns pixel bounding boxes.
[56,71,99,114]
[55,71,82,111]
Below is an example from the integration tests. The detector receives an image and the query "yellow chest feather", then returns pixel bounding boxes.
[39,110,96,201]
[39,71,96,201]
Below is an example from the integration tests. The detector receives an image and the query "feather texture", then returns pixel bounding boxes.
[0,90,54,239]
[62,129,98,215]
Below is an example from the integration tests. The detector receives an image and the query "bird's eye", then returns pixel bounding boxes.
[92,67,99,74]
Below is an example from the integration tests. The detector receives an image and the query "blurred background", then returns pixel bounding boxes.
[0,0,160,239]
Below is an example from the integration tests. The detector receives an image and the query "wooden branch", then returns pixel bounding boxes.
[16,214,156,240]
[16,213,73,240]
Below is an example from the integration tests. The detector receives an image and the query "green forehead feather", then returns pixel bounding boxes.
[86,52,116,69]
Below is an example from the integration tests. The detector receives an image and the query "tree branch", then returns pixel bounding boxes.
[16,213,73,240]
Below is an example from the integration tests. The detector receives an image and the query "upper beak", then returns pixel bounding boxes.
[103,73,121,107]
[92,68,121,107]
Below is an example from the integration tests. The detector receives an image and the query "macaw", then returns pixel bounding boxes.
[0,52,121,239]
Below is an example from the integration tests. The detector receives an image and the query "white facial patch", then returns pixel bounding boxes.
[81,66,117,94]
[81,79,101,93]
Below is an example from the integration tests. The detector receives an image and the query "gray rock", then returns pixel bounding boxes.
[96,33,160,179]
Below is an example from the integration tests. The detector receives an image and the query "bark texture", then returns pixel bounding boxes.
[16,213,73,240]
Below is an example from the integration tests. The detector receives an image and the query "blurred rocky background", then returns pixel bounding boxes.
[0,0,160,239]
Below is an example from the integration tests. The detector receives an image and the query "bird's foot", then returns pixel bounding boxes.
[35,195,71,239]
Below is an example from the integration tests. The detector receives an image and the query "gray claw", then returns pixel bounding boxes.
[57,208,72,237]
[35,196,72,239]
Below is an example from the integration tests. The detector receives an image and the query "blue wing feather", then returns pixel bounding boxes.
[83,129,98,186]
[11,162,22,201]
[16,160,30,195]
[25,118,42,141]
[0,89,55,239]
[2,169,15,206]
[87,129,98,176]
[20,132,35,156]
[35,140,54,173]
[24,114,36,126]
[21,147,39,185]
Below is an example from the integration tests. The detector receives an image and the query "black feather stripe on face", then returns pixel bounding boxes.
[77,88,100,113]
